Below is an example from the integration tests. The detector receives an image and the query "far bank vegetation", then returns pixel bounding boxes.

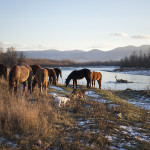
[0,47,150,69]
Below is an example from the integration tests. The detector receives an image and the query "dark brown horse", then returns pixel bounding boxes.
[66,68,91,88]
[0,64,7,80]
[53,68,62,82]
[44,68,57,85]
[9,65,33,94]
[90,71,102,89]
[30,64,41,75]
[32,68,49,95]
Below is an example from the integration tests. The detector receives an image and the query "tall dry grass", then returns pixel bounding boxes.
[0,78,73,149]
[0,78,51,135]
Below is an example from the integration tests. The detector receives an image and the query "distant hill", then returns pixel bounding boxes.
[18,45,150,62]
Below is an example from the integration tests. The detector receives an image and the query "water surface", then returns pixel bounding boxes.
[56,66,150,90]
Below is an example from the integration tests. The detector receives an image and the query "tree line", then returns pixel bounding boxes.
[120,50,150,68]
[0,47,25,67]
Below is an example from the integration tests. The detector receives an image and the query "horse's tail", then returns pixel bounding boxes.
[4,66,7,80]
[52,69,57,85]
[60,70,62,78]
[99,72,102,80]
[32,77,38,93]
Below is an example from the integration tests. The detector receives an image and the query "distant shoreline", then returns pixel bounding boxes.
[113,68,150,76]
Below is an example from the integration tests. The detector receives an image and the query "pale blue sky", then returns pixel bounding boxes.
[0,0,150,51]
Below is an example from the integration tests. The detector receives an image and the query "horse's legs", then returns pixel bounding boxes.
[57,74,59,82]
[91,79,93,87]
[73,79,75,88]
[39,82,43,94]
[44,82,47,95]
[14,80,18,93]
[28,81,32,94]
[22,81,26,95]
[99,79,102,89]
[94,79,96,88]
[75,80,77,88]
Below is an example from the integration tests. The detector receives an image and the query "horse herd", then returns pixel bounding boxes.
[0,64,102,95]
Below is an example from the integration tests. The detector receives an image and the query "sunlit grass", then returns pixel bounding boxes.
[0,79,149,149]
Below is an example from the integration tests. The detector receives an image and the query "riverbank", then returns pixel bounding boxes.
[113,68,150,76]
[0,80,149,149]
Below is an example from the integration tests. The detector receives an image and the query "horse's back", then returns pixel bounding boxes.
[35,68,48,83]
[18,66,32,82]
[30,64,41,75]
[54,68,62,78]
[43,69,49,83]
[92,71,102,80]
[9,65,32,83]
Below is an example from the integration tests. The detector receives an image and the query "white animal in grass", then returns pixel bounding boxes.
[52,93,70,107]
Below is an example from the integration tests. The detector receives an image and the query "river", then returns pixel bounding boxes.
[57,66,150,90]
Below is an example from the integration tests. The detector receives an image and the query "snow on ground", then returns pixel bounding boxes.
[124,91,150,110]
[49,86,150,150]
[120,125,150,142]
[0,137,17,149]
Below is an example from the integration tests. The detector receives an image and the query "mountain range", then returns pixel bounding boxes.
[19,45,150,62]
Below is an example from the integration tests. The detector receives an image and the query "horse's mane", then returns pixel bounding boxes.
[66,70,76,83]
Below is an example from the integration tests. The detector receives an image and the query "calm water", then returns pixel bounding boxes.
[57,66,150,90]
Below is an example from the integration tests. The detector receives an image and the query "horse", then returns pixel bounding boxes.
[66,68,91,88]
[30,64,41,75]
[32,68,49,95]
[90,71,102,89]
[53,68,62,82]
[9,65,33,94]
[0,64,7,80]
[44,68,57,85]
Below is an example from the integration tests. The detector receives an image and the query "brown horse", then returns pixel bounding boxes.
[30,64,41,75]
[66,68,91,88]
[0,64,7,80]
[44,68,57,85]
[9,65,33,94]
[32,68,48,95]
[53,68,62,82]
[90,71,102,89]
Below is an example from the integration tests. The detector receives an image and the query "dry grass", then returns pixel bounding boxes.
[0,78,74,149]
[0,79,149,149]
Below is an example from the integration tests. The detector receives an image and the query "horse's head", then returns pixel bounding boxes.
[53,78,57,85]
[65,78,69,87]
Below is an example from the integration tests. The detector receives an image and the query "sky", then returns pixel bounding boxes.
[0,0,150,51]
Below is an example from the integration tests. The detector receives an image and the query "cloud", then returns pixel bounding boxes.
[131,34,150,39]
[88,43,116,50]
[0,41,54,51]
[110,32,128,37]
[0,41,12,47]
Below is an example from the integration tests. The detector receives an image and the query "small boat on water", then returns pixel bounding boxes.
[115,76,133,83]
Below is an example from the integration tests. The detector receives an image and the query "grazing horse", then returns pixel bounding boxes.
[9,65,33,94]
[0,64,7,80]
[90,71,102,89]
[66,68,91,88]
[44,68,57,85]
[32,68,48,95]
[53,68,62,82]
[30,64,41,75]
